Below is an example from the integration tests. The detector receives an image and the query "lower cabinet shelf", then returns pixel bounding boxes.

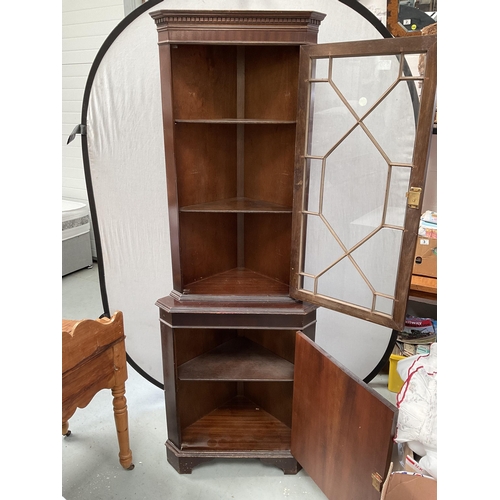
[181,395,291,451]
[178,337,294,381]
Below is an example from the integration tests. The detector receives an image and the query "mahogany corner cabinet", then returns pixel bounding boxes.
[151,10,437,500]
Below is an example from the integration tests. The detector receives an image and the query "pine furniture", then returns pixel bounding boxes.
[62,311,134,470]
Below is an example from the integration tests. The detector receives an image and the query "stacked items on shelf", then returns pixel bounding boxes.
[418,210,437,238]
[413,210,437,278]
[394,316,437,356]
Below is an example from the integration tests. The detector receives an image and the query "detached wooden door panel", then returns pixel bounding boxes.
[292,332,397,500]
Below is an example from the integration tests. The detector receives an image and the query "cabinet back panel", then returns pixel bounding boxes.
[244,124,295,207]
[242,330,296,363]
[245,381,293,428]
[178,380,236,431]
[244,213,292,285]
[180,212,237,287]
[175,329,236,366]
[175,123,237,207]
[171,45,237,120]
[175,328,295,366]
[245,46,299,120]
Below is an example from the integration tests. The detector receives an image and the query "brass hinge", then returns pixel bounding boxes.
[406,187,422,209]
[371,472,383,492]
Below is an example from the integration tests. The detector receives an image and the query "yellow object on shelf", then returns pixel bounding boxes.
[388,354,406,393]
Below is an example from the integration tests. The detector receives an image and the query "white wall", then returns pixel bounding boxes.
[62,0,136,256]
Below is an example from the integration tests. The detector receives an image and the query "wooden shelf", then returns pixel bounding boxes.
[180,197,292,213]
[181,395,291,451]
[409,274,437,304]
[175,119,296,124]
[183,268,290,297]
[178,337,294,381]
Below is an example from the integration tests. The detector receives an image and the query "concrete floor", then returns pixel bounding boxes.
[62,262,396,500]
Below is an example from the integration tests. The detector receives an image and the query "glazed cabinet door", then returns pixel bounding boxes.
[290,35,437,331]
[292,332,397,500]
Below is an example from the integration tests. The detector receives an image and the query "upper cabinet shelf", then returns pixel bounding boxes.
[182,268,290,297]
[175,119,296,125]
[180,197,292,213]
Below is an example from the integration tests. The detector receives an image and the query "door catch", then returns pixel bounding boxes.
[371,472,383,492]
[406,187,422,209]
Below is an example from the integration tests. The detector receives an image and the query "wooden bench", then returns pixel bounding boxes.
[62,311,134,470]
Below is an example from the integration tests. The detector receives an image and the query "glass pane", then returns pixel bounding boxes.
[350,227,403,298]
[316,255,374,309]
[321,127,388,250]
[307,82,357,157]
[374,295,394,316]
[302,275,315,293]
[363,80,417,165]
[302,213,345,278]
[386,166,411,227]
[304,158,323,214]
[331,55,400,117]
[312,57,329,80]
[403,53,424,99]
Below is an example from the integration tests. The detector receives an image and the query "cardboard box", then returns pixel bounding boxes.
[381,463,437,500]
[412,237,437,278]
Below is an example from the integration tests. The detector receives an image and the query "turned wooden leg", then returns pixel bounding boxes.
[112,383,134,470]
[62,421,71,436]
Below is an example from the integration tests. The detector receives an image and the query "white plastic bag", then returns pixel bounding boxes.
[394,343,437,478]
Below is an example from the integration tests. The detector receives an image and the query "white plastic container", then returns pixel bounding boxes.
[62,199,93,276]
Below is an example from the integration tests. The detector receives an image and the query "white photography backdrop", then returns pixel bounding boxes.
[85,0,405,386]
